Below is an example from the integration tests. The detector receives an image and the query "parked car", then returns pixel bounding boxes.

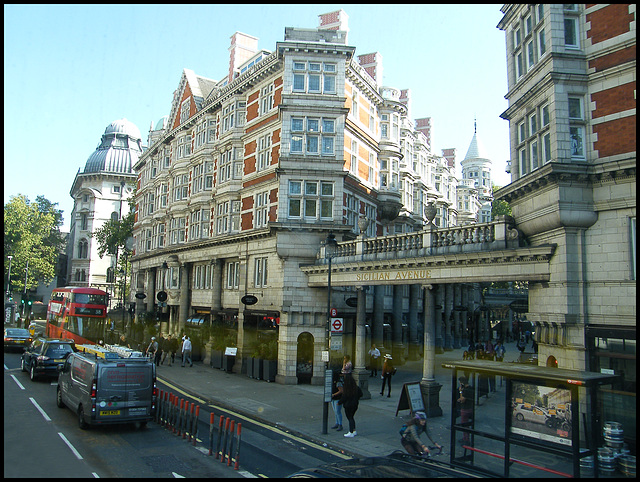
[513,403,548,424]
[4,328,32,351]
[21,338,76,381]
[287,451,491,478]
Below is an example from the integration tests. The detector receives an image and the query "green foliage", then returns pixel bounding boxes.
[4,194,65,291]
[253,339,278,360]
[491,199,512,218]
[90,190,135,258]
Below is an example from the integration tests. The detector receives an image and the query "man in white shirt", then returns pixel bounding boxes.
[368,344,380,377]
[181,336,193,367]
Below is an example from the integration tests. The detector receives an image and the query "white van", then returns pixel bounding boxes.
[56,345,157,429]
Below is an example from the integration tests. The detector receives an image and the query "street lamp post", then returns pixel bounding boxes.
[22,258,29,318]
[6,255,13,299]
[322,232,337,435]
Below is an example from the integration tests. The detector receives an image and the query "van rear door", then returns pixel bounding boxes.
[96,360,154,422]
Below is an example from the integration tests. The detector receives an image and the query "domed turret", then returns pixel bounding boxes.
[83,118,143,174]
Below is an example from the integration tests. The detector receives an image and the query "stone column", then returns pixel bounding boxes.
[373,285,384,349]
[453,284,462,349]
[434,284,444,353]
[421,284,442,417]
[444,284,453,350]
[203,258,222,366]
[178,262,190,337]
[392,284,404,363]
[407,284,420,360]
[233,257,248,375]
[353,287,370,399]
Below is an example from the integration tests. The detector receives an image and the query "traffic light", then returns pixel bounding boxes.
[27,297,32,307]
[20,293,25,305]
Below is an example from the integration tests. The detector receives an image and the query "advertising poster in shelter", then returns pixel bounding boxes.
[510,381,572,446]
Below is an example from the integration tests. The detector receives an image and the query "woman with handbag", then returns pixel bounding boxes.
[338,374,363,437]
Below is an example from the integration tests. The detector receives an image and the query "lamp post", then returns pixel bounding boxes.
[6,255,12,299]
[322,232,337,434]
[22,258,29,318]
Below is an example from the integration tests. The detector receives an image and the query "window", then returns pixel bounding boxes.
[173,174,188,201]
[570,126,585,158]
[219,150,232,183]
[526,40,535,69]
[518,121,526,144]
[568,97,583,120]
[78,239,88,259]
[257,134,271,171]
[177,135,191,159]
[543,132,551,163]
[290,116,335,156]
[227,261,239,289]
[255,191,269,228]
[180,99,190,124]
[352,93,358,120]
[291,61,336,94]
[216,201,230,234]
[519,147,527,175]
[254,257,268,288]
[529,113,537,136]
[80,213,88,230]
[190,210,201,239]
[260,84,274,115]
[170,216,186,244]
[350,140,358,175]
[163,148,171,168]
[530,140,539,171]
[204,161,213,190]
[169,267,179,289]
[152,223,165,249]
[207,119,216,143]
[320,182,333,219]
[541,104,550,127]
[564,17,578,47]
[288,180,333,221]
[157,183,168,208]
[195,120,207,149]
[538,28,546,57]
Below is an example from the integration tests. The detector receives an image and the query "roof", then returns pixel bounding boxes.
[83,118,143,174]
[463,132,491,161]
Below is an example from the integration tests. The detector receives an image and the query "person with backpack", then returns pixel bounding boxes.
[400,411,442,457]
[338,374,363,438]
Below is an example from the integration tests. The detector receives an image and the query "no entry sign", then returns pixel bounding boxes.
[331,317,343,333]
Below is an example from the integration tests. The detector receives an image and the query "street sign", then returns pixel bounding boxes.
[241,294,258,305]
[157,291,167,302]
[330,308,337,317]
[135,292,146,299]
[330,336,343,351]
[330,317,343,333]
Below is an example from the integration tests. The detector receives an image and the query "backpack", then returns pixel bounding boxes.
[399,424,408,437]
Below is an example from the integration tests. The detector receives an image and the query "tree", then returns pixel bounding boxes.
[4,194,65,293]
[90,195,135,258]
[491,186,512,219]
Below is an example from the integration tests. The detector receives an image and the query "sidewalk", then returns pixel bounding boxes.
[155,342,523,461]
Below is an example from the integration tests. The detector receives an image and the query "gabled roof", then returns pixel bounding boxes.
[167,69,217,131]
[463,132,491,161]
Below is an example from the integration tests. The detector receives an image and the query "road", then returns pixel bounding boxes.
[3,350,347,478]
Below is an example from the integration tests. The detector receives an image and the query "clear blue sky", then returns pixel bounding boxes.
[4,4,510,232]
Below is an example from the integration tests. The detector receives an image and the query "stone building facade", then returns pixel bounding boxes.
[496,4,635,438]
[131,11,495,385]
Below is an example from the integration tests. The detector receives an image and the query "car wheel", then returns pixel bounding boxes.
[21,357,27,372]
[78,405,89,430]
[29,362,38,381]
[516,413,524,422]
[56,386,65,409]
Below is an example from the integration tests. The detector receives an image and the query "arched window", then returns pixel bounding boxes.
[111,211,119,221]
[75,269,86,282]
[106,267,115,284]
[78,239,88,259]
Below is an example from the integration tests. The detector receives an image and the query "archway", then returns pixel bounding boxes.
[546,355,558,368]
[296,332,314,384]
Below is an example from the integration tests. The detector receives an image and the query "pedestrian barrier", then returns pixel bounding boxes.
[155,389,241,470]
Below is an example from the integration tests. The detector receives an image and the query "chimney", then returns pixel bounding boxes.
[357,52,383,87]
[415,117,432,151]
[318,9,349,42]
[441,148,456,169]
[228,32,259,83]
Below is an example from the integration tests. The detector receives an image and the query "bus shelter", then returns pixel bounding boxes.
[442,360,621,478]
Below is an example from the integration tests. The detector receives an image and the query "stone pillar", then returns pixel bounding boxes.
[373,285,384,349]
[434,284,444,353]
[392,284,404,363]
[203,259,222,366]
[178,263,190,337]
[353,287,371,399]
[453,284,462,349]
[421,284,442,417]
[233,258,248,375]
[408,284,420,360]
[444,284,453,350]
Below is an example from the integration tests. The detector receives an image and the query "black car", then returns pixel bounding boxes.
[21,338,76,381]
[4,328,33,351]
[287,451,492,478]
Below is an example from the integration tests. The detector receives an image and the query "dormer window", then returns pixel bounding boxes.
[180,98,191,124]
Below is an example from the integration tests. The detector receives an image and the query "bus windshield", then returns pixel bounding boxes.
[73,293,108,305]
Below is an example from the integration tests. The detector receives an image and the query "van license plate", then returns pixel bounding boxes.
[100,410,121,416]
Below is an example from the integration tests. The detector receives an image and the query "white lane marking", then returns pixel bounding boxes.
[29,397,51,421]
[58,432,84,460]
[92,473,100,478]
[10,374,26,390]
[172,472,185,478]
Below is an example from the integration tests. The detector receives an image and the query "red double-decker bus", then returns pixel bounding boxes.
[46,287,109,345]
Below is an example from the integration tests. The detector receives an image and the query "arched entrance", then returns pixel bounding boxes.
[546,355,558,368]
[296,332,314,384]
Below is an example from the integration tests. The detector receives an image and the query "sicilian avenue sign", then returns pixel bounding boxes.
[355,269,432,282]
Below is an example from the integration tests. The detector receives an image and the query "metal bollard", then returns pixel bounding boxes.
[183,401,189,440]
[215,416,224,459]
[156,389,163,424]
[169,394,175,432]
[227,420,235,466]
[234,423,242,470]
[192,405,199,446]
[177,398,184,436]
[220,417,231,463]
[208,412,215,455]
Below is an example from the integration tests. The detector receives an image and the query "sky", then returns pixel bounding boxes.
[4,4,511,232]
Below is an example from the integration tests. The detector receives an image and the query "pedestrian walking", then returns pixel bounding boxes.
[182,336,193,367]
[330,373,344,431]
[380,354,395,397]
[456,376,474,444]
[495,340,505,362]
[119,334,130,348]
[146,336,158,360]
[168,334,178,366]
[368,344,380,377]
[338,374,363,438]
[341,354,352,375]
[161,334,172,365]
[400,411,442,457]
[154,333,164,366]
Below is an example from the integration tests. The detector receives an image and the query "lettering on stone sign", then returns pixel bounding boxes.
[356,269,431,281]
